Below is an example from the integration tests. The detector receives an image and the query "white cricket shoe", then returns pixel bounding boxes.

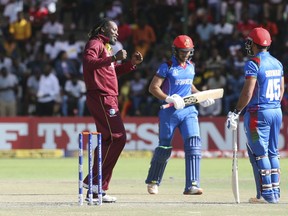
[183,186,203,195]
[85,192,117,203]
[147,183,158,194]
[83,183,116,203]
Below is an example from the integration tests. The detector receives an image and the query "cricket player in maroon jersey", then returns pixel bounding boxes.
[82,17,143,203]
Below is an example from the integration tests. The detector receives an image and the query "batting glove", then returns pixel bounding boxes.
[226,110,240,130]
[165,94,185,109]
[200,98,215,107]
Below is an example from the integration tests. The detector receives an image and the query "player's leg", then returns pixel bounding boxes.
[179,108,202,195]
[183,136,202,195]
[267,108,282,201]
[145,146,172,194]
[244,111,276,203]
[83,94,125,203]
[145,109,176,194]
[270,156,280,201]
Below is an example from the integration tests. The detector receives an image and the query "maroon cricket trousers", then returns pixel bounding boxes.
[83,91,126,191]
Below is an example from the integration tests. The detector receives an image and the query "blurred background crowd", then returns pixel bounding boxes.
[0,0,287,117]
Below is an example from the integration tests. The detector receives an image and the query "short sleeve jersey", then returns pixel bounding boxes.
[244,52,283,111]
[156,56,195,99]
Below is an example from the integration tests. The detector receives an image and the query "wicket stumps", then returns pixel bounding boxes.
[78,131,102,206]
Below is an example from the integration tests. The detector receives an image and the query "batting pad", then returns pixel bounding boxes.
[184,136,202,190]
[145,146,172,185]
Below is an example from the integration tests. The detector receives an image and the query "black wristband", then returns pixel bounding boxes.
[233,108,241,114]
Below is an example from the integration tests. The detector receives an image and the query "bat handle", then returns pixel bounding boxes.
[160,103,173,109]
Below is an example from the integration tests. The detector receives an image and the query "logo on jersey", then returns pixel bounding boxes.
[175,79,193,85]
[172,68,179,76]
[108,109,116,117]
[245,70,254,75]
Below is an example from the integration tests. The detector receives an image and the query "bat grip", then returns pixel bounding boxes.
[160,103,174,109]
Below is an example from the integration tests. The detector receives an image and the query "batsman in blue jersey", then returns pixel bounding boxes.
[226,27,285,203]
[145,35,215,195]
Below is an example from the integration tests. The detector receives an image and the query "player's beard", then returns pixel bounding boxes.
[109,35,117,45]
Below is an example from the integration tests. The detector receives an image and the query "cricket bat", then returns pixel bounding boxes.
[160,88,224,109]
[232,129,240,204]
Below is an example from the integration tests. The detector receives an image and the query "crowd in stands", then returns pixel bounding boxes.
[0,0,287,117]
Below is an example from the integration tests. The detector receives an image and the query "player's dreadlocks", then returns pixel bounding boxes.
[88,17,112,39]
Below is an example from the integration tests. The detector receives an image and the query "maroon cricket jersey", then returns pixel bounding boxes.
[82,34,136,96]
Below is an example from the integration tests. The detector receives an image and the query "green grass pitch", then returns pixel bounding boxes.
[0,156,287,216]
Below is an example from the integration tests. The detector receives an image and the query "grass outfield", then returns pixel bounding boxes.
[0,156,287,216]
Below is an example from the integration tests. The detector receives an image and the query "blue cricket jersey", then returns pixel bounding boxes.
[156,56,195,99]
[244,51,283,112]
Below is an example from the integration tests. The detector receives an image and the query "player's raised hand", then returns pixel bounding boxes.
[131,51,143,65]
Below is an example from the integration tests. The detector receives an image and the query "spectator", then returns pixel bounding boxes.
[10,57,28,111]
[26,50,48,75]
[118,79,131,118]
[54,50,78,87]
[25,67,41,115]
[241,1,262,22]
[263,0,285,22]
[213,15,234,40]
[236,12,258,38]
[0,51,12,72]
[40,0,57,14]
[117,14,132,50]
[103,0,123,23]
[60,33,84,71]
[224,30,244,57]
[36,62,60,116]
[10,56,27,86]
[43,36,63,62]
[61,74,86,116]
[132,17,156,60]
[199,68,226,116]
[129,71,147,116]
[2,33,19,58]
[232,49,247,71]
[221,0,242,23]
[190,50,208,91]
[41,13,64,40]
[196,15,215,43]
[59,0,78,29]
[0,10,10,38]
[0,67,18,116]
[3,0,23,24]
[223,68,245,114]
[9,11,32,56]
[259,16,279,38]
[205,48,224,71]
[207,0,221,22]
[61,33,84,61]
[25,33,43,62]
[28,1,49,33]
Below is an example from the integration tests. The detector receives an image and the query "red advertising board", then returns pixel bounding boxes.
[0,116,287,153]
